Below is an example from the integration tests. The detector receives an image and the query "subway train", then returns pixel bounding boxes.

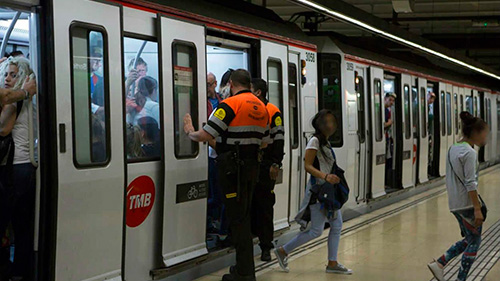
[0,0,499,280]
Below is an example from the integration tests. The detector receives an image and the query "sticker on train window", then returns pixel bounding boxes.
[305,52,315,62]
[346,62,354,71]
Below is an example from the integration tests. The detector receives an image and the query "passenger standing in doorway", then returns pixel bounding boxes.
[250,78,284,262]
[428,112,488,281]
[427,92,436,168]
[384,92,396,188]
[0,57,36,281]
[275,110,352,275]
[184,69,269,281]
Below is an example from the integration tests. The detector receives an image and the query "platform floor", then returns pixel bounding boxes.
[196,166,500,281]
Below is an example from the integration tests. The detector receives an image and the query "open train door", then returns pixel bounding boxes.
[401,74,413,188]
[417,77,429,184]
[159,16,209,266]
[260,40,291,230]
[369,67,385,198]
[52,0,125,279]
[438,82,448,176]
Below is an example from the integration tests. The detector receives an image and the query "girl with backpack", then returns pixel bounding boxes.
[274,109,352,275]
[428,111,488,281]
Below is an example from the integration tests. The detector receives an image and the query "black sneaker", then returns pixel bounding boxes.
[261,250,271,262]
[222,272,255,281]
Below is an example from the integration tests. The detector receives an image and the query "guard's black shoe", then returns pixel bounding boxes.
[261,249,271,262]
[222,270,256,281]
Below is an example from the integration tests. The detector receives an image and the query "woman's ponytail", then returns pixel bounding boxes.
[460,111,487,138]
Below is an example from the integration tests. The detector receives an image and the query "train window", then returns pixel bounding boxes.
[318,53,342,146]
[460,95,464,112]
[267,59,283,112]
[288,63,299,149]
[487,99,492,129]
[446,92,452,136]
[454,94,458,135]
[173,41,199,158]
[356,76,365,143]
[123,37,161,161]
[420,87,427,138]
[441,91,445,136]
[412,86,418,138]
[374,79,383,142]
[70,25,109,167]
[474,97,478,117]
[497,100,500,132]
[404,84,411,139]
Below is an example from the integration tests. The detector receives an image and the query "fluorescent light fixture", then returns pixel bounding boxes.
[293,0,500,81]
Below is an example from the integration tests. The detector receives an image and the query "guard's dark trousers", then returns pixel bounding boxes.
[218,159,258,278]
[251,164,276,252]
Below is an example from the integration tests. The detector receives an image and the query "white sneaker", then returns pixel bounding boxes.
[326,263,353,275]
[427,260,444,281]
[274,248,289,273]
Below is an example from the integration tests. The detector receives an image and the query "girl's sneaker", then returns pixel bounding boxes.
[273,248,289,273]
[427,259,444,281]
[326,263,353,275]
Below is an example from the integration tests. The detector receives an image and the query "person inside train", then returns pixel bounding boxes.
[428,111,488,281]
[132,76,159,128]
[137,116,160,157]
[384,92,396,189]
[428,91,436,167]
[274,109,352,275]
[126,123,144,159]
[89,51,105,108]
[0,56,36,281]
[250,78,284,262]
[0,58,36,105]
[125,57,150,97]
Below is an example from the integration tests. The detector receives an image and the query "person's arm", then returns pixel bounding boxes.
[304,141,340,184]
[463,150,483,226]
[0,104,18,137]
[0,76,37,106]
[183,113,214,142]
[208,139,216,149]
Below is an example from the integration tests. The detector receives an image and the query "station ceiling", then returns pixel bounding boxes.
[263,0,500,74]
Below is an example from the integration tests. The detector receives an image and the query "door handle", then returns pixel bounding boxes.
[59,123,66,153]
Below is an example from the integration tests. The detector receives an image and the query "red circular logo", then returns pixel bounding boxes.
[126,176,155,228]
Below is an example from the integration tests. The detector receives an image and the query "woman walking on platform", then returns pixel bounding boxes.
[274,109,352,275]
[428,111,489,281]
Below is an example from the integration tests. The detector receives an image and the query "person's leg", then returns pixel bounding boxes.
[282,204,326,254]
[436,212,472,267]
[457,215,482,281]
[0,167,13,279]
[255,165,276,253]
[327,210,343,263]
[11,164,36,280]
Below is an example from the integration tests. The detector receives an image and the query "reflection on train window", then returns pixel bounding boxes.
[123,37,161,161]
[454,94,458,135]
[267,59,283,111]
[411,86,418,138]
[318,53,342,146]
[356,75,365,143]
[404,84,411,139]
[374,79,383,142]
[70,25,109,166]
[441,91,445,136]
[173,41,199,158]
[446,92,452,136]
[288,63,299,149]
[420,87,427,138]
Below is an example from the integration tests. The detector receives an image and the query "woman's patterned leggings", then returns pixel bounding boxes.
[437,210,482,281]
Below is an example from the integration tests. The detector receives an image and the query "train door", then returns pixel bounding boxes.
[122,8,163,281]
[497,96,500,163]
[483,92,492,163]
[260,40,290,230]
[438,82,448,176]
[368,67,385,198]
[491,95,498,163]
[288,52,302,220]
[411,78,418,185]
[417,77,429,183]
[428,81,440,178]
[446,84,454,152]
[401,74,413,188]
[479,91,486,162]
[458,87,465,138]
[159,16,208,266]
[52,0,125,279]
[354,67,368,202]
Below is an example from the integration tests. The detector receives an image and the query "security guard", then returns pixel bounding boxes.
[184,69,269,281]
[250,78,284,262]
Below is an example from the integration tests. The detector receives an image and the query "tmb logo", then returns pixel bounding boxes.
[126,176,155,228]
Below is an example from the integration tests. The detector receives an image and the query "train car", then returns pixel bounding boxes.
[310,34,500,213]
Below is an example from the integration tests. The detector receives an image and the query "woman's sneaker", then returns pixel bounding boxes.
[273,248,289,273]
[427,260,444,281]
[326,263,353,275]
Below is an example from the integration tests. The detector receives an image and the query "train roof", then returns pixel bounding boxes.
[316,33,499,92]
[134,0,314,48]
